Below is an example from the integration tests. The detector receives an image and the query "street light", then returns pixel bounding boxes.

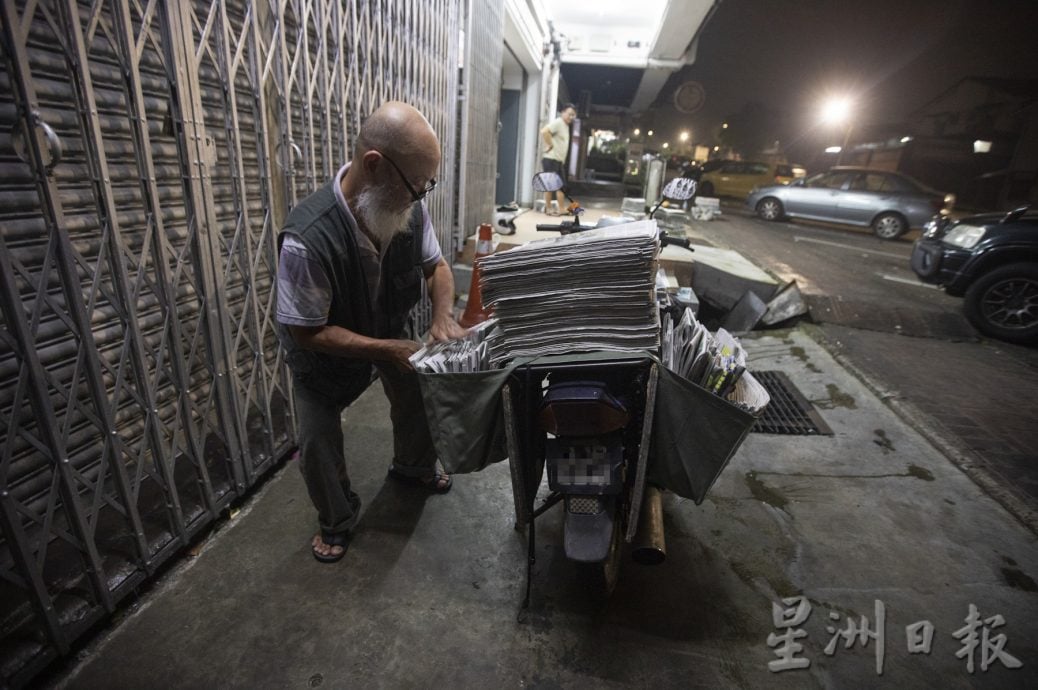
[679,131,690,142]
[662,142,669,149]
[820,97,854,165]
[647,130,654,137]
[820,97,851,125]
[633,128,640,136]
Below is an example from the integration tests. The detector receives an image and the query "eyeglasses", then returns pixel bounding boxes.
[374,149,437,202]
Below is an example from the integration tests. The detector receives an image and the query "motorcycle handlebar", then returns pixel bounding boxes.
[661,235,693,252]
[536,222,586,234]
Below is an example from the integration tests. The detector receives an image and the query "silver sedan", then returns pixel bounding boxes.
[746,167,952,240]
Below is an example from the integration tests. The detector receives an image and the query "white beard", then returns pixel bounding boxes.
[354,185,415,249]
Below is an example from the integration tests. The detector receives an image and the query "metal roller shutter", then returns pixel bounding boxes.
[0,1,462,685]
[1,4,233,682]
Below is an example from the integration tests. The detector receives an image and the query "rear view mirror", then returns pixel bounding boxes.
[532,171,564,193]
[661,177,697,201]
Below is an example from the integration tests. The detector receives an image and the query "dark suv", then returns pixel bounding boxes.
[911,206,1038,344]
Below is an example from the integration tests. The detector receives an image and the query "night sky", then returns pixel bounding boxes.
[650,0,1038,160]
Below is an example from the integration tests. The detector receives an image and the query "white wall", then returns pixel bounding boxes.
[504,0,548,206]
[517,74,543,205]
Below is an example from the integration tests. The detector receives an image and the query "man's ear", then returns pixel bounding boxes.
[360,149,381,176]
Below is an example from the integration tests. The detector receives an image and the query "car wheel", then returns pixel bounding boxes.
[872,212,908,240]
[755,197,784,221]
[699,181,714,197]
[963,263,1038,344]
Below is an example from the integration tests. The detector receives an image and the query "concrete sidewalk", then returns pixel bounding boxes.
[52,329,1038,689]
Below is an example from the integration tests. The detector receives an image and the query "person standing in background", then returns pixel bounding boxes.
[540,104,576,215]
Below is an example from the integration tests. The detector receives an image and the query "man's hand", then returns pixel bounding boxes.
[428,314,467,343]
[384,338,421,372]
[424,257,466,344]
[289,324,420,372]
[541,127,553,153]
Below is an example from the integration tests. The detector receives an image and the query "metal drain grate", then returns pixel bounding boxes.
[752,371,834,435]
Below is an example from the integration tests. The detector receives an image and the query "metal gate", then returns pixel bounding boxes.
[0,0,460,685]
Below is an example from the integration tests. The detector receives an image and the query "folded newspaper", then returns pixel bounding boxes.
[477,220,661,364]
[661,307,769,415]
[410,319,499,373]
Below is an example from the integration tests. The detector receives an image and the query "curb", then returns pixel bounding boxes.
[802,322,1038,537]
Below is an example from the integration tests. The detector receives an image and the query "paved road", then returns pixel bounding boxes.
[689,201,1038,529]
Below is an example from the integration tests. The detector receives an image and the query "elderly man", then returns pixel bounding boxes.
[276,102,466,563]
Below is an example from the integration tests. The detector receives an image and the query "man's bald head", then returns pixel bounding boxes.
[354,101,440,164]
[344,102,441,247]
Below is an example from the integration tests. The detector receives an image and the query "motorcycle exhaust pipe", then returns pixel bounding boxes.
[632,485,666,565]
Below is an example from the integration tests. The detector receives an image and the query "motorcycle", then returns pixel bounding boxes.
[511,173,699,599]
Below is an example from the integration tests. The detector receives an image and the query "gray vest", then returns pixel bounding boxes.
[277,181,424,405]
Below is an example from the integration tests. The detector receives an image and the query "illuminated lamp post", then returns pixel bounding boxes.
[821,97,853,165]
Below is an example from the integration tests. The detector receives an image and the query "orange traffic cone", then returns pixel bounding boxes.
[459,223,494,328]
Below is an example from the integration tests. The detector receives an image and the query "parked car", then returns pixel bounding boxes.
[911,206,1038,344]
[698,161,806,198]
[747,167,953,240]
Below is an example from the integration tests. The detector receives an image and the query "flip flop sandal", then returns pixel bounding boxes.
[312,530,350,563]
[386,466,453,494]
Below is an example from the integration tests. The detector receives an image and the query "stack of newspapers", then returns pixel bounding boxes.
[662,307,770,414]
[478,221,661,364]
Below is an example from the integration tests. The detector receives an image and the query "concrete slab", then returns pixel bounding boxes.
[52,328,1038,688]
[761,281,810,327]
[722,290,768,333]
[685,245,780,311]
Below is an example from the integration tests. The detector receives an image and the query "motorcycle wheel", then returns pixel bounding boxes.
[576,514,622,598]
